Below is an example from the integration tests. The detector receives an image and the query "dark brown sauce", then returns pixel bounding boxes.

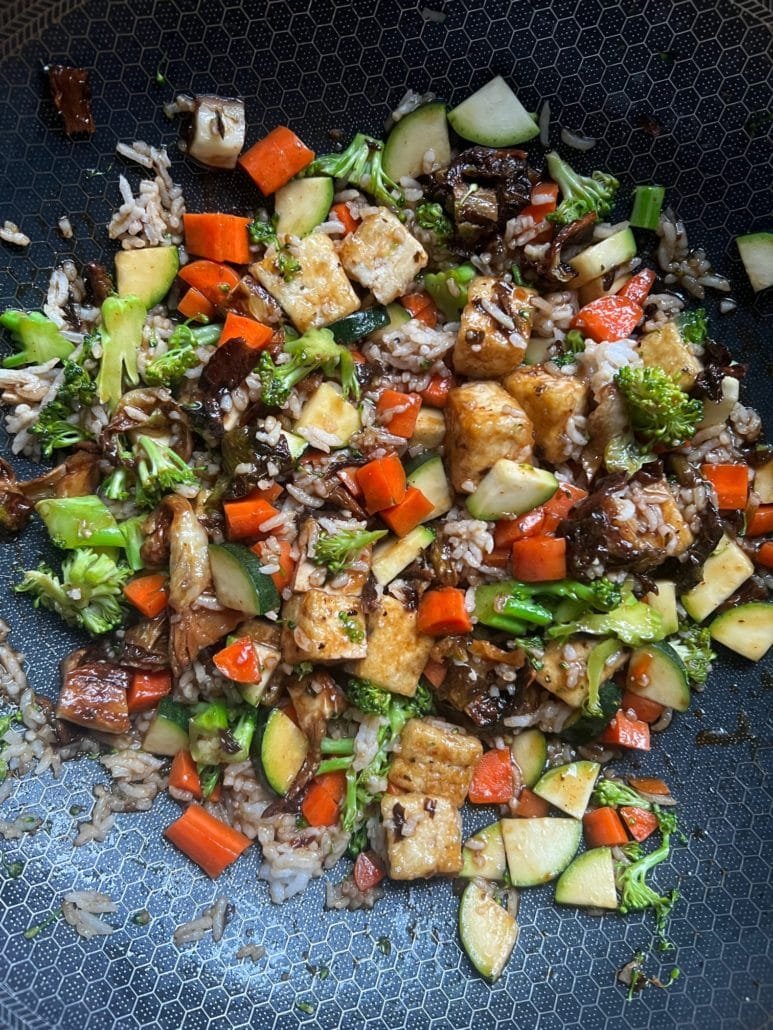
[695,710,756,748]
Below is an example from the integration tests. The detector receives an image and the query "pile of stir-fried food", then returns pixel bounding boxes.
[2,76,772,981]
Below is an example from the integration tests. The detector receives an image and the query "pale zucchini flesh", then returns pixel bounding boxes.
[710,602,773,661]
[555,847,618,909]
[466,460,558,520]
[510,728,547,789]
[533,761,600,820]
[569,227,636,289]
[501,817,582,887]
[371,526,435,585]
[274,176,334,237]
[383,101,451,180]
[643,580,679,636]
[461,822,507,881]
[627,642,690,711]
[459,882,518,981]
[681,534,754,622]
[448,76,539,147]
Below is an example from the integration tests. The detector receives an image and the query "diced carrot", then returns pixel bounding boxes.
[627,650,652,689]
[379,486,434,537]
[400,292,439,328]
[617,268,657,306]
[530,181,559,208]
[178,260,241,307]
[376,389,422,438]
[177,286,215,323]
[512,787,550,818]
[213,636,262,683]
[169,750,202,799]
[126,670,172,713]
[599,711,651,750]
[420,374,454,409]
[330,202,360,236]
[301,771,347,827]
[353,850,386,892]
[619,805,659,843]
[252,537,295,592]
[183,213,251,265]
[582,806,628,848]
[219,311,273,351]
[239,126,315,195]
[757,541,773,568]
[627,776,671,796]
[702,463,749,510]
[468,748,514,805]
[223,492,280,540]
[417,586,472,636]
[620,689,664,725]
[540,483,588,532]
[518,201,556,224]
[486,545,512,569]
[747,504,773,536]
[511,536,567,582]
[572,295,644,343]
[494,509,546,548]
[336,466,364,498]
[123,573,168,618]
[164,804,251,878]
[422,658,447,689]
[355,453,407,514]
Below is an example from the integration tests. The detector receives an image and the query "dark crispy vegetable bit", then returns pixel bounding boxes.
[429,637,529,728]
[84,262,114,306]
[200,336,262,396]
[57,649,131,734]
[692,338,745,403]
[537,211,597,284]
[47,65,95,136]
[221,424,294,497]
[225,275,282,326]
[0,458,34,536]
[120,614,170,670]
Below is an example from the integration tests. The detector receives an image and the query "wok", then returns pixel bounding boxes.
[0,1,771,1027]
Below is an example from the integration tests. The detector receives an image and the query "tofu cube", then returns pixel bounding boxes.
[639,321,702,390]
[445,381,534,492]
[388,718,483,806]
[504,364,590,465]
[339,208,428,304]
[349,595,434,697]
[251,232,359,332]
[381,792,463,879]
[454,278,533,378]
[281,590,367,663]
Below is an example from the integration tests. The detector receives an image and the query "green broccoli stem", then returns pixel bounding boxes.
[320,737,355,756]
[317,756,354,775]
[96,295,145,409]
[118,516,146,571]
[35,495,125,549]
[1,310,74,368]
[187,323,222,346]
[629,185,666,231]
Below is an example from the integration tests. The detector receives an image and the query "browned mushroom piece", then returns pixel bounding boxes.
[57,649,131,734]
[47,65,95,136]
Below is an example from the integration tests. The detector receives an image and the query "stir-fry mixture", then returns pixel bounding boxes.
[1,75,771,981]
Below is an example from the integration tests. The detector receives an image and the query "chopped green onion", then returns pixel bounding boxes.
[629,185,665,231]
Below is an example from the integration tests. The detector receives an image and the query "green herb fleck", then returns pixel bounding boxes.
[317,965,330,980]
[132,909,151,926]
[295,1000,315,1015]
[24,909,61,940]
[376,936,391,956]
[339,610,364,643]
[2,856,24,878]
[68,804,84,817]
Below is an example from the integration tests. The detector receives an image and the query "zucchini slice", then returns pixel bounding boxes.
[736,232,773,292]
[461,821,507,881]
[681,534,754,623]
[568,227,637,289]
[371,525,435,585]
[142,698,190,756]
[257,708,309,795]
[710,602,773,661]
[510,728,547,788]
[459,882,518,981]
[383,101,451,179]
[274,176,335,237]
[555,847,618,909]
[448,76,539,147]
[626,642,690,711]
[466,460,558,520]
[533,761,600,820]
[561,682,621,745]
[209,543,280,616]
[406,453,452,520]
[115,246,179,309]
[643,580,679,636]
[327,305,389,344]
[501,817,582,887]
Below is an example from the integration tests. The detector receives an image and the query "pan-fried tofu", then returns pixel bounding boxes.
[454,278,533,378]
[349,595,433,697]
[388,718,483,806]
[251,232,359,332]
[339,208,427,304]
[639,321,702,390]
[504,364,590,464]
[535,637,627,708]
[445,381,534,492]
[381,792,462,879]
[281,590,367,664]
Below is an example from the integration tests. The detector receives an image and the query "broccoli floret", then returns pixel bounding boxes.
[248,214,279,247]
[415,202,452,239]
[314,527,387,574]
[617,807,680,933]
[101,467,131,501]
[1,310,74,368]
[604,434,654,476]
[133,434,200,507]
[676,307,708,345]
[546,594,664,647]
[31,410,91,457]
[16,549,130,635]
[552,328,587,368]
[345,677,392,716]
[304,133,404,212]
[615,365,703,448]
[144,322,221,386]
[545,151,620,226]
[118,515,146,571]
[96,295,145,409]
[593,778,657,811]
[671,620,715,685]
[424,263,477,319]
[475,577,623,636]
[258,327,359,407]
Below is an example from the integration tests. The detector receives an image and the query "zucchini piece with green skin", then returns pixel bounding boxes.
[459,882,518,982]
[36,496,125,549]
[256,707,309,795]
[367,302,411,342]
[188,700,229,765]
[461,822,507,881]
[209,543,280,616]
[510,728,547,788]
[626,641,690,711]
[561,682,621,745]
[644,580,679,636]
[142,698,190,756]
[501,817,582,887]
[424,264,476,320]
[383,102,451,181]
[533,761,601,820]
[681,535,754,623]
[327,306,389,344]
[466,461,558,520]
[736,232,773,292]
[448,76,539,147]
[709,602,773,661]
[371,525,435,586]
[115,246,179,309]
[555,847,618,909]
[568,227,637,288]
[406,453,452,520]
[274,177,334,237]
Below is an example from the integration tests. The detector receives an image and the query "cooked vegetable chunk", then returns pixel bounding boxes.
[349,595,434,697]
[535,637,626,708]
[281,590,367,663]
[639,321,702,390]
[454,278,533,378]
[504,364,590,465]
[445,381,534,493]
[57,650,131,733]
[339,208,428,304]
[388,717,483,806]
[381,792,463,879]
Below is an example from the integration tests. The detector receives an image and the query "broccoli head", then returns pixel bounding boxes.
[31,410,91,457]
[671,620,715,685]
[615,365,703,448]
[545,151,620,226]
[616,807,680,933]
[133,434,200,507]
[143,322,221,386]
[475,577,623,636]
[96,295,145,409]
[304,133,404,212]
[414,202,452,239]
[676,307,708,345]
[258,327,359,407]
[345,678,392,716]
[314,527,387,574]
[546,593,664,647]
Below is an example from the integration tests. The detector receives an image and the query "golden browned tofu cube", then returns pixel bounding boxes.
[445,381,534,492]
[504,364,590,465]
[349,596,433,697]
[454,278,533,378]
[639,322,702,390]
[388,718,483,806]
[281,590,367,664]
[381,792,463,879]
[535,637,627,708]
[251,232,359,332]
[339,208,428,304]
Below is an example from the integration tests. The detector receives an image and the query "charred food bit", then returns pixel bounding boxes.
[48,65,95,136]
